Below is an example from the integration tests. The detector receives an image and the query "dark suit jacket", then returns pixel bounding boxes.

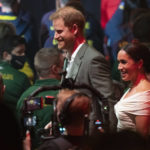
[67,43,117,131]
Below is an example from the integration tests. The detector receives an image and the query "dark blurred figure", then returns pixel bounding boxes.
[0,73,23,150]
[0,22,16,38]
[89,130,150,150]
[0,103,23,150]
[104,0,148,63]
[132,11,150,47]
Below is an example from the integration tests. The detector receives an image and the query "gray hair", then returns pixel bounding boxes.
[34,47,61,78]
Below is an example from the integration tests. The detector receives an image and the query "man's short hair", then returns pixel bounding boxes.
[50,6,85,33]
[57,89,91,126]
[34,47,61,78]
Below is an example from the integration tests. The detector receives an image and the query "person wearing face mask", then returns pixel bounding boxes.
[0,22,35,85]
[0,35,31,113]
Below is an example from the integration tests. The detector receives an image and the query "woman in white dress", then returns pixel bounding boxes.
[115,40,150,137]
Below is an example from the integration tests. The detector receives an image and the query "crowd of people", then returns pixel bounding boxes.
[1,0,150,150]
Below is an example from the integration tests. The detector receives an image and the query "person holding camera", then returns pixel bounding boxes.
[16,47,64,149]
[38,89,92,150]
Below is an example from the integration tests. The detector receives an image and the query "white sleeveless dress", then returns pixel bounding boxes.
[114,89,150,131]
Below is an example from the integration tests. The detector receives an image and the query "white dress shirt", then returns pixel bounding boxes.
[66,43,84,78]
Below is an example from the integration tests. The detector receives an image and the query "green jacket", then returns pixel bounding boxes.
[16,78,60,149]
[0,61,31,112]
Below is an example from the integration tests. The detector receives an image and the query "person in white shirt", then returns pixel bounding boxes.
[50,6,118,132]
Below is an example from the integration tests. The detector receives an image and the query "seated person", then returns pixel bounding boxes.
[16,47,64,149]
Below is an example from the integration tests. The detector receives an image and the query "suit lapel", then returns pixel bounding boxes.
[67,43,87,80]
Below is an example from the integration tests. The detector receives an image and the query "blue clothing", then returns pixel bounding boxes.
[105,1,125,48]
[0,11,31,43]
[85,12,104,53]
[104,1,132,62]
[104,0,150,62]
[104,1,132,80]
[40,9,57,48]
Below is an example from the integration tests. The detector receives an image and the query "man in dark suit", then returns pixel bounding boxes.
[50,6,118,132]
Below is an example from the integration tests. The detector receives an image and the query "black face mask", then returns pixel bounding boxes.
[11,54,26,69]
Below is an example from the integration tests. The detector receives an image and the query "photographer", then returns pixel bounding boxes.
[16,47,64,149]
[38,89,92,150]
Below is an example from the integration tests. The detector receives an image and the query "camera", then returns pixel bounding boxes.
[22,96,55,129]
[94,120,103,130]
[23,96,55,112]
[24,97,43,112]
[24,115,37,127]
[58,123,66,135]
